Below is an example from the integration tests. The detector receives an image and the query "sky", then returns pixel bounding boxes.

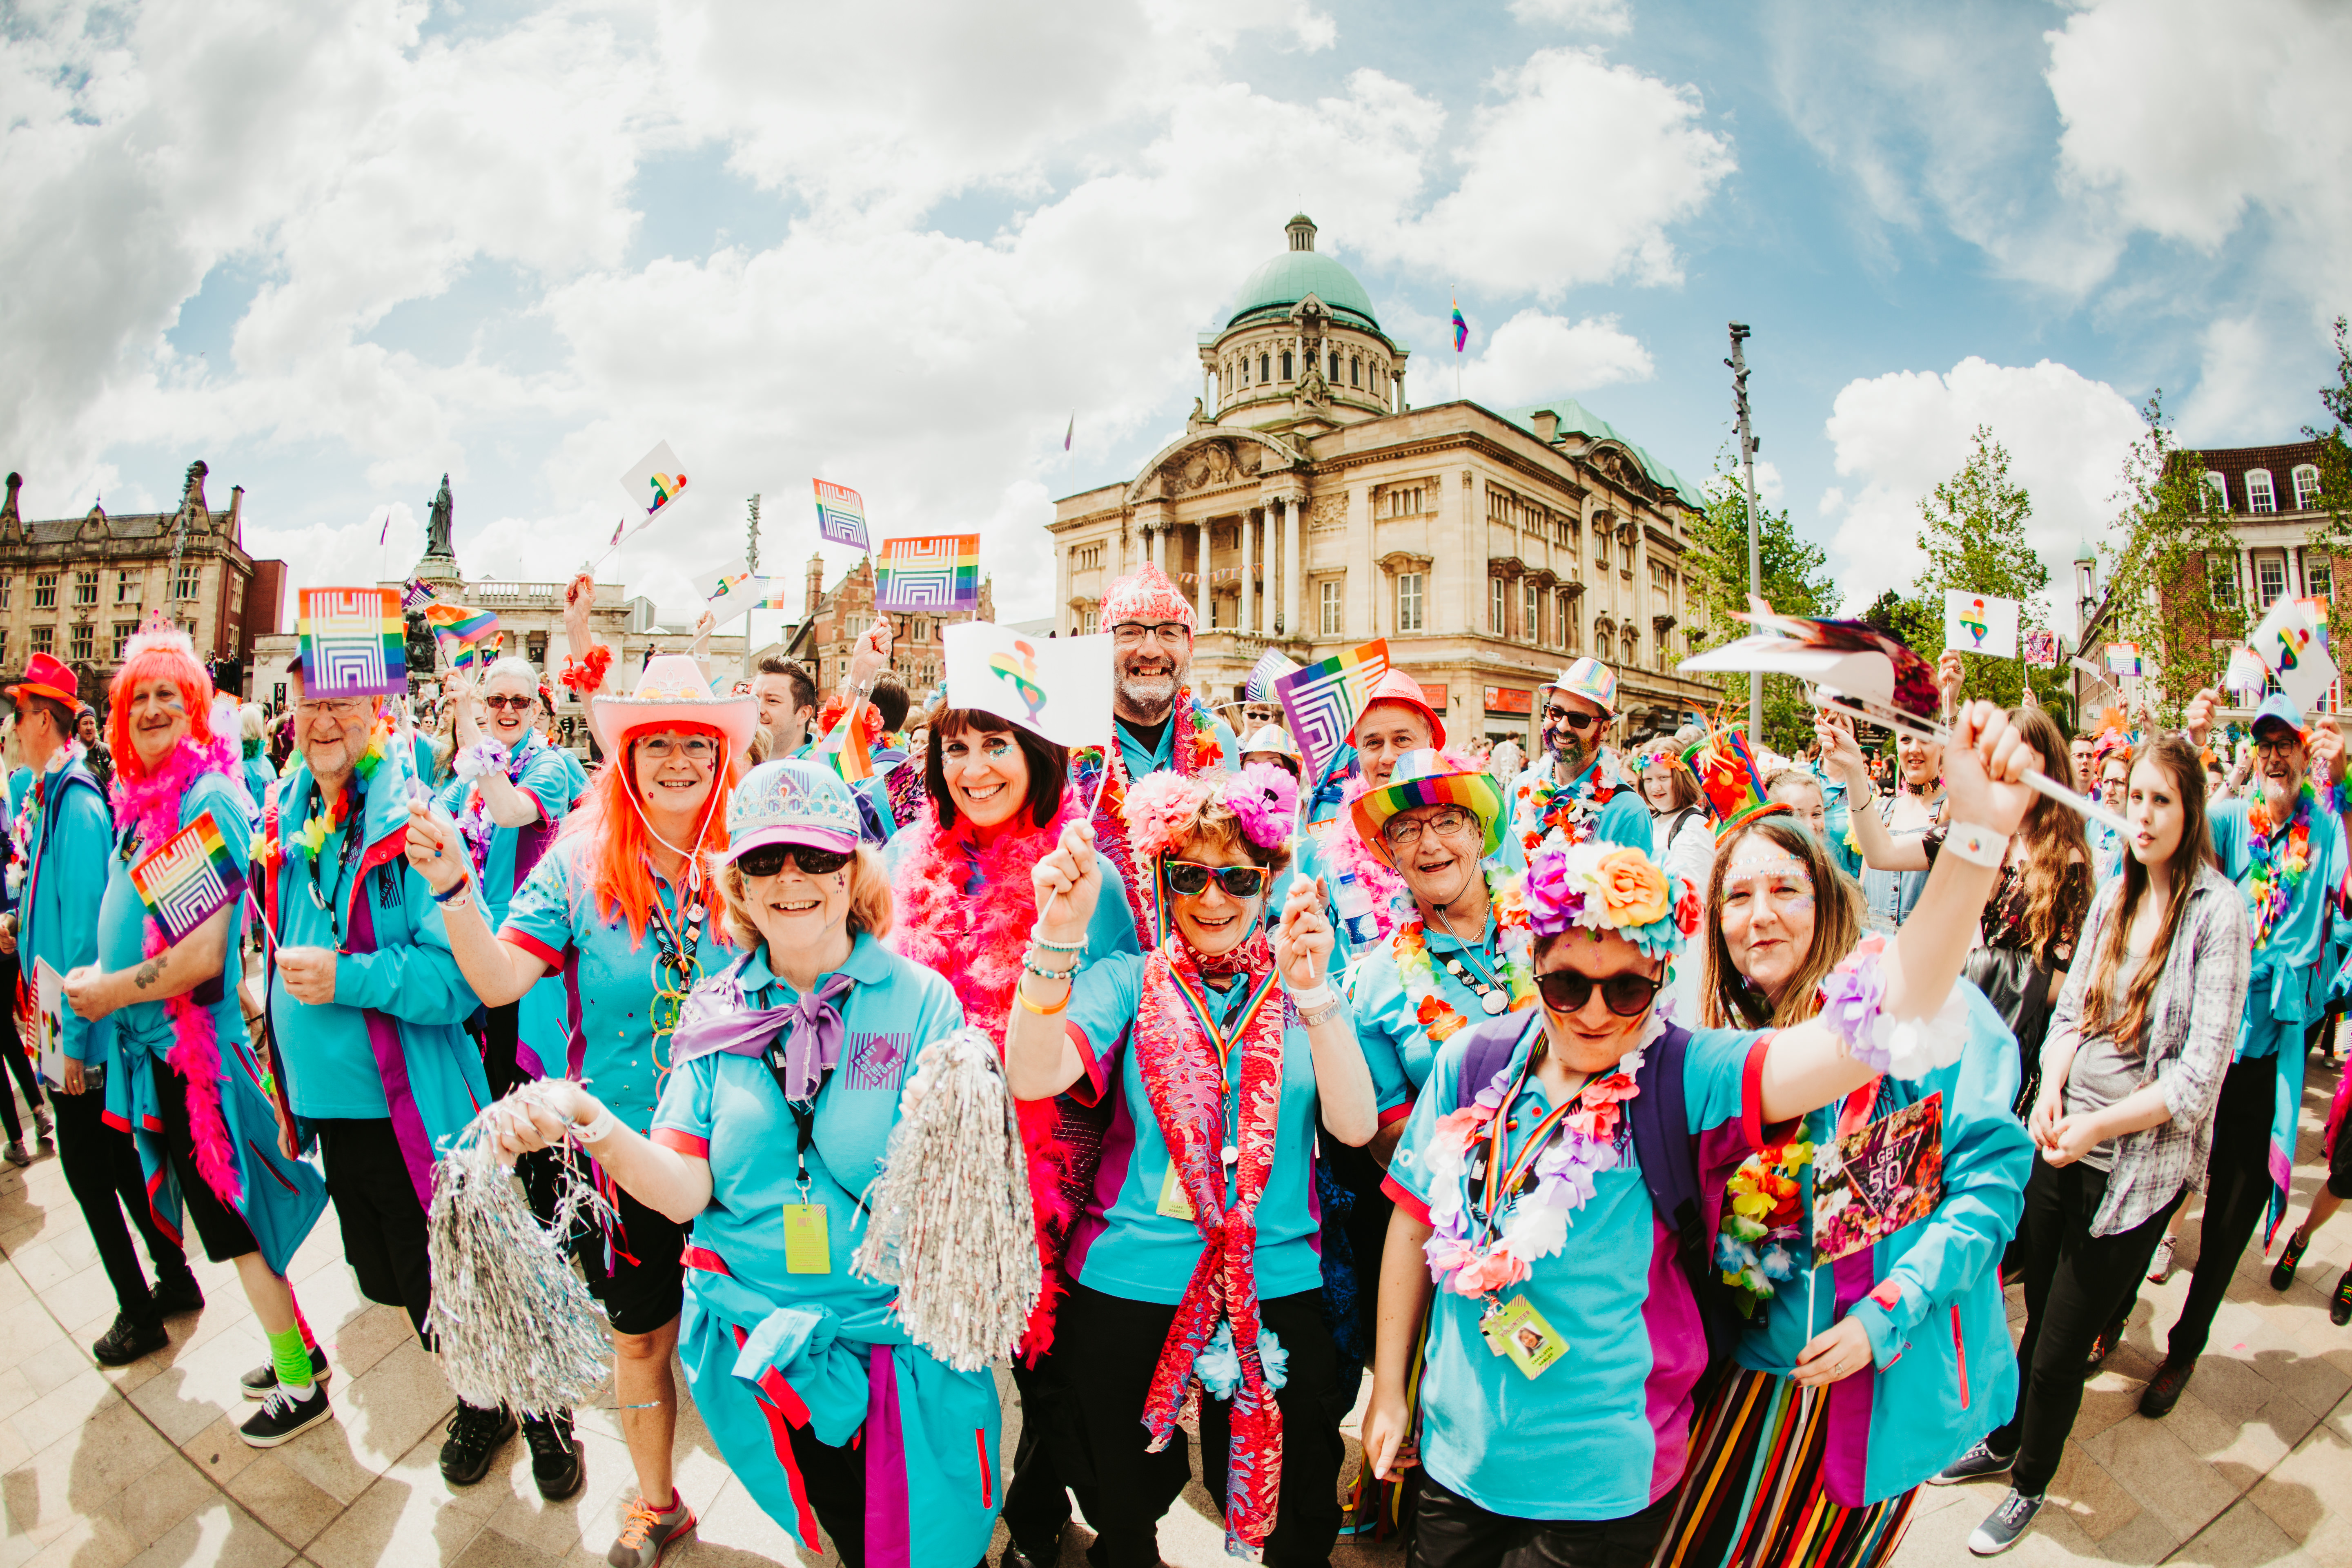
[3,0,2347,648]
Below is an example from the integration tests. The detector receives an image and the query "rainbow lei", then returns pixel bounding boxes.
[288,726,387,860]
[2245,780,2315,951]
[1393,871,1536,1044]
[1185,698,1222,771]
[1716,1136,1814,1314]
[1514,748,1629,855]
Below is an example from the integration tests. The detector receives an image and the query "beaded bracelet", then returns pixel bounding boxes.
[1022,955,1079,982]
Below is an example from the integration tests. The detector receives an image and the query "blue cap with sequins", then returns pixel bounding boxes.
[714,759,861,864]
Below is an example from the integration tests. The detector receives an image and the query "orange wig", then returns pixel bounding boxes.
[106,636,216,779]
[558,721,744,948]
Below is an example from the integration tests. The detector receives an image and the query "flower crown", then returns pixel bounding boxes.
[1523,841,1700,959]
[1123,764,1298,859]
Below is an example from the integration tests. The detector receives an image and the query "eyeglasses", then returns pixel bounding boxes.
[737,844,853,878]
[2253,738,2298,757]
[295,698,372,720]
[481,694,536,713]
[1543,705,1599,731]
[1112,621,1191,646]
[1532,967,1663,1018]
[636,735,718,762]
[1163,860,1268,898]
[1380,806,1479,849]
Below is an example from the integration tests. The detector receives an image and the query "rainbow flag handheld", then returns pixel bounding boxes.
[1275,639,1390,787]
[297,588,406,697]
[130,810,247,944]
[400,578,437,611]
[424,600,502,668]
[814,480,869,550]
[815,706,875,783]
[875,534,980,612]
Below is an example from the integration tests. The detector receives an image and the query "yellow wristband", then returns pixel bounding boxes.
[1016,980,1069,1017]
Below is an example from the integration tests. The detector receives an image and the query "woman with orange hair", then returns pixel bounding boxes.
[65,616,331,1447]
[406,630,777,1568]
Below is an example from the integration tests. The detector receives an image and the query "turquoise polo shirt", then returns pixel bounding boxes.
[268,815,384,1117]
[501,836,733,1132]
[1060,951,1327,1305]
[434,731,577,930]
[650,935,964,1303]
[18,759,112,1065]
[98,770,255,1069]
[1384,1017,1757,1523]
[1347,891,1519,1105]
[2209,791,2348,1028]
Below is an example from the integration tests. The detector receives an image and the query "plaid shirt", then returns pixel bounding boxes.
[2042,861,2249,1236]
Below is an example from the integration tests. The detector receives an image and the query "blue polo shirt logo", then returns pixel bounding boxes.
[845,1031,910,1091]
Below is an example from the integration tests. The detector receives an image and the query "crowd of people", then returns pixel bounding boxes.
[1,561,2348,1568]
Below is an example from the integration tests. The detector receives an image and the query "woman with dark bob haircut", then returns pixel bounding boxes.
[886,704,1141,1566]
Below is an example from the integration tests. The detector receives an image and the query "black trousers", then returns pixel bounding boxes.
[781,1419,987,1568]
[0,985,44,1144]
[480,1002,523,1100]
[1992,1158,2184,1497]
[1000,1349,1098,1554]
[52,1078,191,1324]
[148,1059,261,1263]
[2166,1051,2277,1363]
[1055,1281,1347,1568]
[315,1118,434,1335]
[1410,1474,1673,1568]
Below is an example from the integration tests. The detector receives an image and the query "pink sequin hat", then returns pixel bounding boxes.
[1100,562,1194,631]
[1356,666,1448,750]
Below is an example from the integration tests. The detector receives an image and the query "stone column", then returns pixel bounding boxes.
[1240,510,1256,634]
[1283,497,1303,640]
[1195,520,1212,628]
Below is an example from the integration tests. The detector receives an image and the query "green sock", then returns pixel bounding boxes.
[268,1322,313,1391]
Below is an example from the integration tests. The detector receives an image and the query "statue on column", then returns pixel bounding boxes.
[425,474,455,558]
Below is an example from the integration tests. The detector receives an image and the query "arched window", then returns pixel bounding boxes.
[1281,350,1294,381]
[1351,356,1361,388]
[2248,469,2276,513]
[2203,471,2227,510]
[2294,464,2323,510]
[1330,350,1341,379]
[1258,352,1270,382]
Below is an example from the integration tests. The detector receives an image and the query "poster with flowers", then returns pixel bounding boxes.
[1811,1092,1944,1267]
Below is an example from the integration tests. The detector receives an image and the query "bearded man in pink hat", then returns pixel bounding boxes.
[1507,655,1649,855]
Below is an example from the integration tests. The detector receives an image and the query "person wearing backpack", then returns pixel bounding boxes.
[1361,700,2042,1568]
[1653,807,2032,1567]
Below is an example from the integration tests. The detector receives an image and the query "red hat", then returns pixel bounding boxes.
[1355,666,1446,751]
[7,652,78,708]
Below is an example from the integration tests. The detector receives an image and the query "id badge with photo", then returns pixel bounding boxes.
[782,1202,831,1274]
[1479,1295,1567,1380]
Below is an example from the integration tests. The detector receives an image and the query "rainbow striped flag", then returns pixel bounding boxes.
[815,705,874,783]
[445,631,504,673]
[297,588,407,697]
[1274,638,1390,786]
[813,479,869,550]
[424,600,502,668]
[130,810,247,943]
[875,534,980,612]
[1451,298,1468,353]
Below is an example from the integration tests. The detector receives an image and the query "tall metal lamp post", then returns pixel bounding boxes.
[1728,323,1762,744]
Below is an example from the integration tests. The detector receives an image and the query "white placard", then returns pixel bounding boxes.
[689,556,771,626]
[618,439,690,521]
[33,958,65,1090]
[1942,590,2021,659]
[2250,595,2339,714]
[942,623,1114,749]
[2224,646,2270,699]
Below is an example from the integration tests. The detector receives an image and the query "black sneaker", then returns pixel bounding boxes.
[2140,1356,2195,1417]
[152,1273,206,1316]
[1929,1436,2017,1486]
[240,1345,331,1399]
[1968,1489,2044,1555]
[239,1381,333,1448]
[91,1313,169,1367]
[439,1402,516,1486]
[2272,1228,2311,1291]
[2333,1267,2352,1327]
[521,1410,585,1501]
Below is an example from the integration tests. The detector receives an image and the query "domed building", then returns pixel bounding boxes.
[1049,214,1718,746]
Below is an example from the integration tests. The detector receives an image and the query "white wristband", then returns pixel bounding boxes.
[1942,822,2008,868]
[572,1106,620,1145]
[1290,983,1336,1011]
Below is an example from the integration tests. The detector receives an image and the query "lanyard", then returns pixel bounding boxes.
[1165,960,1281,1074]
[1468,1020,1579,1240]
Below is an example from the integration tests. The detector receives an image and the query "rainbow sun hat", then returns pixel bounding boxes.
[1351,748,1506,858]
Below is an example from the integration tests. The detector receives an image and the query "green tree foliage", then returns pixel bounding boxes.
[2098,392,2246,725]
[2301,316,2352,650]
[1909,426,2071,718]
[1684,461,1839,751]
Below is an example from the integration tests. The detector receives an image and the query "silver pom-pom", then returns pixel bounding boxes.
[851,1025,1041,1372]
[424,1085,617,1417]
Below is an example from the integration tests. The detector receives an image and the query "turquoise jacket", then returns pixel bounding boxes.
[18,754,113,1065]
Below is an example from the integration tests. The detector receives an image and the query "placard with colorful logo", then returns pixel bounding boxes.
[129,810,248,945]
[942,622,1112,749]
[619,439,689,519]
[1812,1092,1944,1267]
[1274,639,1390,786]
[813,479,870,550]
[297,588,406,697]
[874,534,981,612]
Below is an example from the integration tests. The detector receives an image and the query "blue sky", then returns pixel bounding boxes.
[3,0,2343,645]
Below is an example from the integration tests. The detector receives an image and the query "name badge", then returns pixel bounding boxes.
[782,1203,831,1274]
[1479,1294,1567,1380]
[1156,1163,1196,1221]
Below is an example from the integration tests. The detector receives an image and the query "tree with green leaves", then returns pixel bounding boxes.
[1683,459,1840,751]
[1910,425,2071,718]
[2299,316,2352,652]
[2097,392,2246,725]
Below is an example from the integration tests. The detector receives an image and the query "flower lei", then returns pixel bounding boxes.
[2245,780,2315,951]
[287,726,386,860]
[1515,747,1628,854]
[557,642,613,695]
[1185,699,1222,771]
[1815,932,1971,1079]
[1394,872,1536,1044]
[1717,1135,1813,1314]
[454,733,532,873]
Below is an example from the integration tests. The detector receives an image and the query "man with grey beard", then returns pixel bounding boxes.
[1100,562,1240,784]
[1504,656,1650,857]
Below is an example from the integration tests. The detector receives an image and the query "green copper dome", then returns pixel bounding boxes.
[1226,218,1380,332]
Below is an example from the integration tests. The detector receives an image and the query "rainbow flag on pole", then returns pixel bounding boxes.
[1451,298,1468,353]
[297,588,407,697]
[814,705,875,783]
[424,600,502,668]
[1274,638,1391,786]
[130,810,246,944]
[875,534,981,612]
[814,480,869,550]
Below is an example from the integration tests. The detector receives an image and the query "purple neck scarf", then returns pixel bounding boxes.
[669,956,856,1101]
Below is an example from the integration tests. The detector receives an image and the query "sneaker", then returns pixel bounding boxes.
[439,1403,516,1486]
[2271,1228,2310,1291]
[1968,1489,2045,1555]
[2333,1267,2352,1328]
[1929,1436,2017,1486]
[2082,1319,2125,1380]
[31,1106,52,1145]
[152,1273,205,1316]
[2140,1356,2194,1417]
[2147,1235,2176,1284]
[91,1313,169,1367]
[606,1494,696,1568]
[239,1381,333,1448]
[4,1140,27,1168]
[241,1346,331,1399]
[522,1410,585,1501]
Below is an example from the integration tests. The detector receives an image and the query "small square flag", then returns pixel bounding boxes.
[875,535,980,611]
[130,811,247,945]
[619,440,689,519]
[814,480,869,550]
[298,588,406,697]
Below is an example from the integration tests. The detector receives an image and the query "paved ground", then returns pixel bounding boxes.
[4,1060,2350,1568]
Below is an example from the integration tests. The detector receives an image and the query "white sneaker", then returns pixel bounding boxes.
[2147,1236,2175,1284]
[1969,1489,2044,1555]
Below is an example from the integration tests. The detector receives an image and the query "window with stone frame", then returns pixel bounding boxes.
[116,569,138,603]
[1397,572,1425,632]
[1490,577,1507,634]
[2207,555,2239,609]
[1560,591,1579,653]
[1320,579,1342,635]
[69,624,92,662]
[1524,581,1540,643]
[1258,352,1269,381]
[2203,472,2227,510]
[111,622,135,660]
[1330,350,1341,379]
[2247,470,2276,513]
[1351,357,1361,388]
[2310,559,2335,601]
[33,573,55,609]
[0,578,11,610]
[0,630,7,667]
[175,562,198,599]
[1281,350,1293,381]
[30,626,52,655]
[2295,465,2323,510]
[2257,555,2286,606]
[74,570,97,606]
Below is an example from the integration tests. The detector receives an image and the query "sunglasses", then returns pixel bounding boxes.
[482,694,536,712]
[1533,967,1663,1018]
[1543,706,1599,731]
[736,844,853,879]
[1163,860,1268,898]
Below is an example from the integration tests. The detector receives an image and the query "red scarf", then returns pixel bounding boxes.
[1087,688,1215,945]
[1133,926,1286,1559]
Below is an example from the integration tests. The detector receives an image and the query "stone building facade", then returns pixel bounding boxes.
[0,462,286,708]
[783,552,996,704]
[1048,215,1717,745]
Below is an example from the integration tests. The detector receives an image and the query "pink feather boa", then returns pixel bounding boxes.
[1319,747,1492,943]
[113,733,246,1211]
[887,791,1087,1361]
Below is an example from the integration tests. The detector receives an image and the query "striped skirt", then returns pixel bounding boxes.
[1653,1367,1917,1568]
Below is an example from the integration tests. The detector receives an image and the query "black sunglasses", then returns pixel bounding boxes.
[1164,860,1268,898]
[737,844,853,879]
[1543,706,1599,731]
[1533,967,1663,1018]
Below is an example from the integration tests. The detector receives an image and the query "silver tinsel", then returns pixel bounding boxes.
[424,1085,617,1417]
[851,1025,1041,1372]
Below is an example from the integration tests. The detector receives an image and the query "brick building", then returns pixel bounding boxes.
[782,553,996,704]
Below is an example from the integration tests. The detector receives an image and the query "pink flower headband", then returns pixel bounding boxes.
[1123,764,1298,860]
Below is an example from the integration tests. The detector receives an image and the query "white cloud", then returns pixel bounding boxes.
[1820,358,2146,627]
[1508,0,1632,34]
[1754,460,1784,508]
[1461,310,1653,406]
